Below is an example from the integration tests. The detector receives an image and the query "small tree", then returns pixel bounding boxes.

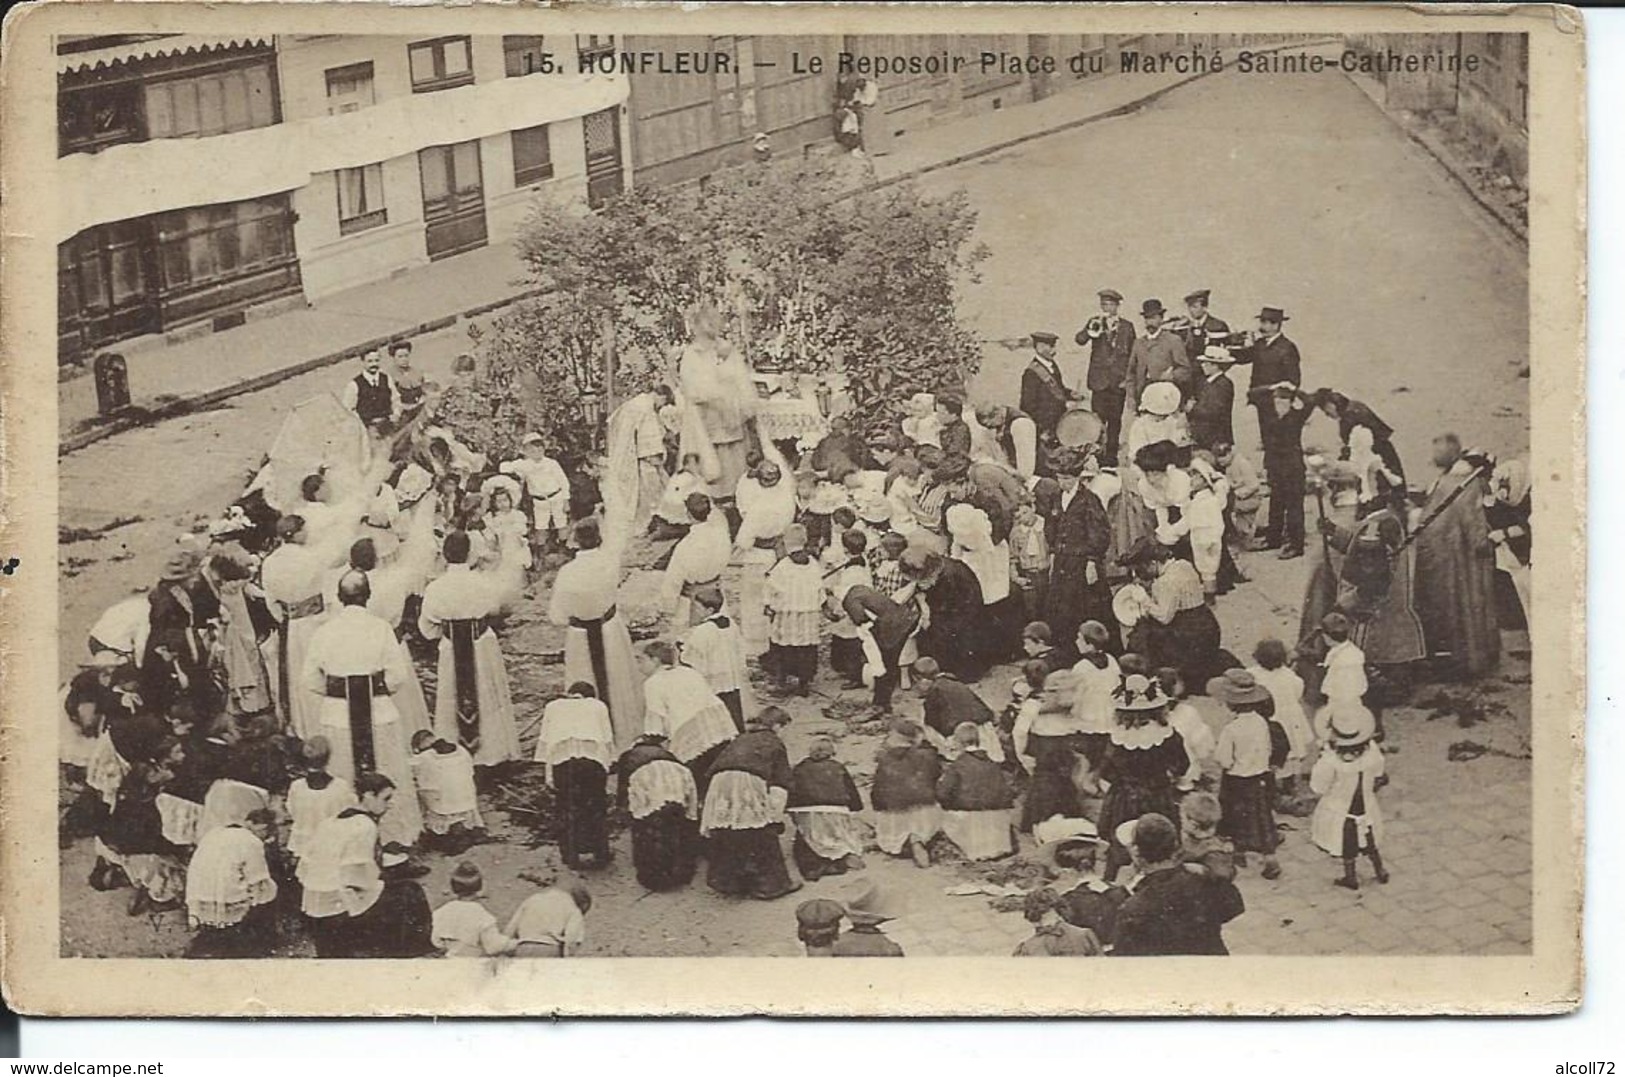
[436,157,989,460]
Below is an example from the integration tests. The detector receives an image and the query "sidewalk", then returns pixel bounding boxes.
[60,44,1319,454]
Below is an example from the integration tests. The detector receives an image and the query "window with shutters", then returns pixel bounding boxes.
[142,61,276,139]
[511,124,554,186]
[503,36,549,77]
[324,62,375,115]
[408,36,475,93]
[336,163,388,234]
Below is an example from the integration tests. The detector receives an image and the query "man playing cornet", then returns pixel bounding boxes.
[1176,289,1232,365]
[1075,288,1136,467]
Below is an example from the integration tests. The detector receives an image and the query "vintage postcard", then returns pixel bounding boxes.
[0,2,1585,1016]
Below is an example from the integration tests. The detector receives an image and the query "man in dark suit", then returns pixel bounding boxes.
[1043,450,1120,652]
[1123,298,1192,413]
[1249,382,1313,558]
[1231,306,1303,445]
[1176,289,1232,364]
[1019,331,1072,466]
[1076,289,1135,466]
[1187,346,1237,452]
[1110,814,1244,956]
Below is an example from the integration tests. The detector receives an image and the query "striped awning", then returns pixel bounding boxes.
[57,34,273,75]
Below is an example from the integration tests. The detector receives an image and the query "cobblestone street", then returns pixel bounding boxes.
[56,58,1531,959]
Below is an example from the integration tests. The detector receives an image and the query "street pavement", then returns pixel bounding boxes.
[55,62,1531,958]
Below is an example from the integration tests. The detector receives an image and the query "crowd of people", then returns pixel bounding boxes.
[59,291,1533,959]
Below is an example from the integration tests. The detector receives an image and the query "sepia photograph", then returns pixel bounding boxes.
[0,2,1585,1016]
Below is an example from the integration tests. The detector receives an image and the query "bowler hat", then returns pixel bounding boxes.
[1141,298,1166,317]
[1206,668,1273,708]
[1184,289,1211,304]
[1256,306,1289,323]
[1097,288,1124,302]
[1030,331,1059,346]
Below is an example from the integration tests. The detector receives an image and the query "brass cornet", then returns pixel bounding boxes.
[1084,314,1107,339]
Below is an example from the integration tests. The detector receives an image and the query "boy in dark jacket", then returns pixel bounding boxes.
[787,737,866,881]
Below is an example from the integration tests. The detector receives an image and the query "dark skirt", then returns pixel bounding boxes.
[792,832,851,881]
[312,880,437,958]
[1098,776,1181,860]
[920,615,985,681]
[977,594,1027,666]
[1046,556,1122,653]
[1020,765,1082,833]
[631,804,698,891]
[706,826,797,899]
[717,689,745,733]
[186,902,276,959]
[1134,604,1232,689]
[768,643,819,685]
[1219,772,1279,854]
[829,636,864,682]
[554,757,609,865]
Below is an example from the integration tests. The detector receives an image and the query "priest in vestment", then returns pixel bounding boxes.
[1412,435,1500,677]
[302,571,423,848]
[548,518,646,750]
[419,532,521,767]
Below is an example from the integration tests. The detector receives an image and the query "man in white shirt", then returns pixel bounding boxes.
[660,494,732,627]
[302,571,422,848]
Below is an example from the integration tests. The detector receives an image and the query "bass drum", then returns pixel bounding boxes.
[1054,405,1104,451]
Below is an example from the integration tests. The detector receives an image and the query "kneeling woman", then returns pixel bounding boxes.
[787,737,867,881]
[702,706,801,900]
[615,732,701,891]
[937,722,1017,861]
[1114,538,1232,690]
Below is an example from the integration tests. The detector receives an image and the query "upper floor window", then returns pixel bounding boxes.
[325,62,375,114]
[577,35,616,63]
[144,61,277,140]
[503,35,548,77]
[58,83,144,156]
[408,36,474,93]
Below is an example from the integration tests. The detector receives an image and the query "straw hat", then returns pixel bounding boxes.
[393,463,434,507]
[1112,673,1169,712]
[1200,345,1236,365]
[481,474,523,509]
[1205,668,1273,708]
[1327,704,1377,748]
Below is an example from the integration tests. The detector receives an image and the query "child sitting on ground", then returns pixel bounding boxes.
[410,729,485,855]
[431,861,518,957]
